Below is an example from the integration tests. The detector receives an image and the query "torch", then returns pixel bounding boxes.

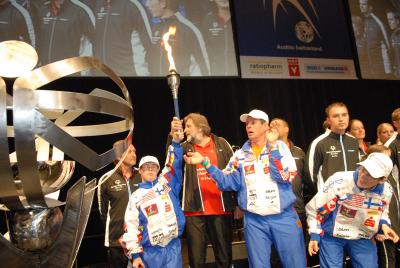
[163,26,181,119]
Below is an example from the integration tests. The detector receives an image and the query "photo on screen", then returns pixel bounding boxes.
[348,0,400,80]
[0,0,238,77]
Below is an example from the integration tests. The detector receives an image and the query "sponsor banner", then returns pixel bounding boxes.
[234,0,356,79]
[348,0,400,80]
[241,56,356,79]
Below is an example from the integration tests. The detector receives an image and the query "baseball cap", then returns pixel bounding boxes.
[138,156,160,168]
[240,109,269,123]
[358,152,393,178]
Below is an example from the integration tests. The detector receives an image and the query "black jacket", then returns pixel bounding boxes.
[97,168,141,247]
[167,133,235,212]
[386,133,400,234]
[289,140,306,214]
[305,131,359,195]
[34,0,95,65]
[92,0,152,76]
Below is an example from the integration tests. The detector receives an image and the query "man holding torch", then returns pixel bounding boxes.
[183,109,307,268]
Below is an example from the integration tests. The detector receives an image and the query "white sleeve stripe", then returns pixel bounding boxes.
[71,0,95,26]
[129,0,153,41]
[175,12,210,74]
[10,0,36,47]
[308,131,330,182]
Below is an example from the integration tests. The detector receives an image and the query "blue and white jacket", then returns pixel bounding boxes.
[120,142,185,260]
[206,140,297,216]
[306,169,393,242]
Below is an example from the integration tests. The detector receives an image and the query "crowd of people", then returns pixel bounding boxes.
[0,0,236,76]
[97,104,400,268]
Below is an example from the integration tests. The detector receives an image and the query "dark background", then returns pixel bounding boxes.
[62,76,398,266]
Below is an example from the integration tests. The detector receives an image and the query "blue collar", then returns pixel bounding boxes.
[353,169,384,195]
[139,177,159,189]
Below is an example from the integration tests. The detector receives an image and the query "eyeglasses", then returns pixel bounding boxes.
[141,164,158,171]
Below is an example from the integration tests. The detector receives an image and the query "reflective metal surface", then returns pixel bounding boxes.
[0,40,38,78]
[0,41,133,209]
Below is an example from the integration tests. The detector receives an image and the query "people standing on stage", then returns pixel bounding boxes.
[305,102,359,194]
[348,119,369,157]
[307,152,398,267]
[169,113,235,268]
[184,109,306,268]
[121,132,185,268]
[97,140,141,268]
[269,117,309,267]
[381,107,400,268]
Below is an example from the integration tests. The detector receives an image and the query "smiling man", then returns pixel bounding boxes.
[306,152,399,268]
[184,109,306,268]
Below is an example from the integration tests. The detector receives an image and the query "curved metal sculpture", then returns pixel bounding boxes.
[0,40,133,267]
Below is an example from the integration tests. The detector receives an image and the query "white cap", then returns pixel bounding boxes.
[358,152,393,178]
[240,109,269,123]
[138,155,160,168]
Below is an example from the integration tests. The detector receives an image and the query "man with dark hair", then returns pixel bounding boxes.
[184,109,306,268]
[383,107,400,268]
[169,113,235,268]
[305,102,359,195]
[386,10,400,78]
[98,140,141,268]
[145,0,210,76]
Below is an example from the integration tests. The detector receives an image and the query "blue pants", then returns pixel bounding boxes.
[319,234,378,268]
[142,238,182,268]
[244,208,306,268]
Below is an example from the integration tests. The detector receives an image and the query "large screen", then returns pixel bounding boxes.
[0,0,238,77]
[348,0,400,80]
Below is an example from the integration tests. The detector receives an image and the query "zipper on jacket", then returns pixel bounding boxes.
[340,134,348,171]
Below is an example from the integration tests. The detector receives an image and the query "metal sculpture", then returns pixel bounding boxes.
[0,40,133,267]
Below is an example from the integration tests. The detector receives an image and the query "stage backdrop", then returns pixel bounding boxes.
[348,0,400,80]
[233,0,357,79]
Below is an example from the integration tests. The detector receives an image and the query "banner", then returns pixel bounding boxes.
[233,0,356,79]
[348,0,400,79]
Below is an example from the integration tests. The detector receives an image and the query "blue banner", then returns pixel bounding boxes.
[234,0,356,78]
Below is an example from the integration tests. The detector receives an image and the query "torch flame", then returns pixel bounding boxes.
[162,26,177,71]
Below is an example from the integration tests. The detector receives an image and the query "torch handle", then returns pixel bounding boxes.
[173,97,180,119]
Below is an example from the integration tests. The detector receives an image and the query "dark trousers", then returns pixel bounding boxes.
[377,240,400,268]
[107,246,128,268]
[186,215,232,268]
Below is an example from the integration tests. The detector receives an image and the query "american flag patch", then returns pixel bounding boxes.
[343,194,364,208]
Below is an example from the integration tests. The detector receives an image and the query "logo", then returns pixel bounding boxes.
[364,217,376,228]
[244,164,255,175]
[295,21,314,43]
[115,179,121,185]
[144,204,159,217]
[339,205,357,218]
[287,58,300,76]
[165,203,171,212]
[330,146,336,151]
[263,165,270,174]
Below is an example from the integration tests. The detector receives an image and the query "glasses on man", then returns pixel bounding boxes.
[141,163,159,171]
